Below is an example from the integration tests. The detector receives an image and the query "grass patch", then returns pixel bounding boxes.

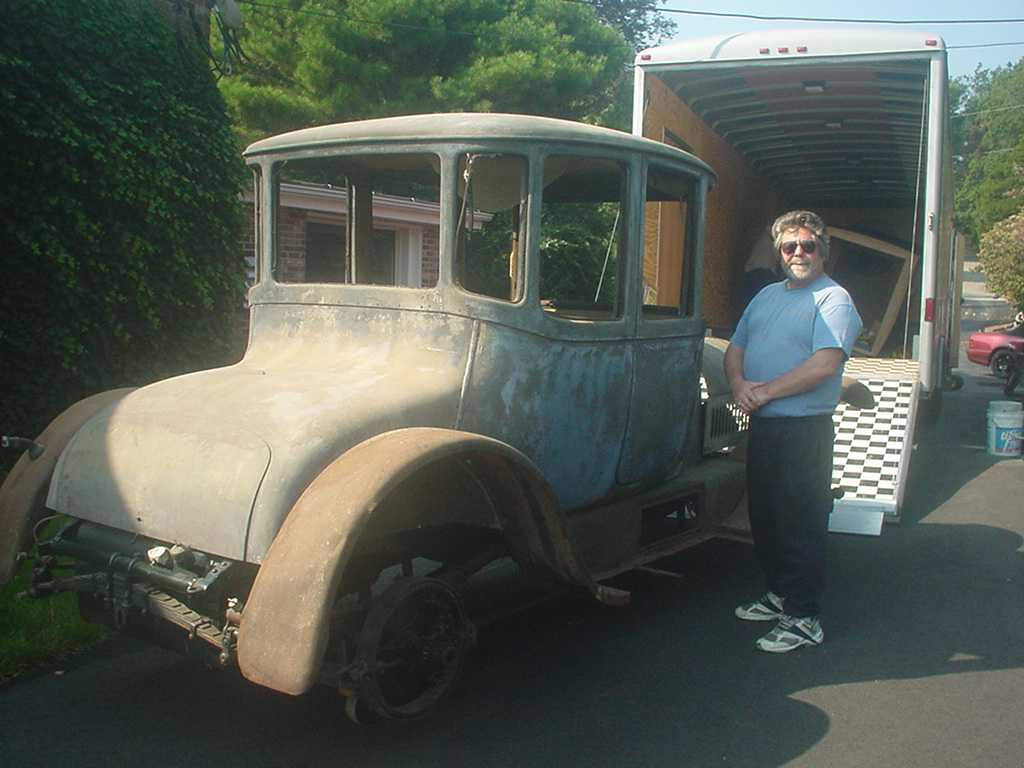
[0,553,105,681]
[0,468,105,680]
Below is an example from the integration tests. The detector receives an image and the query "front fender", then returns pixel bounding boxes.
[237,427,609,695]
[0,388,136,584]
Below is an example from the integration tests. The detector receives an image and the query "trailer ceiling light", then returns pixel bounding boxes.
[797,46,808,53]
[925,39,938,47]
[803,81,826,94]
[640,53,652,61]
[778,47,790,54]
[759,47,770,54]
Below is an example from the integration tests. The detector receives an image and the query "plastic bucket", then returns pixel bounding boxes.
[987,400,1023,457]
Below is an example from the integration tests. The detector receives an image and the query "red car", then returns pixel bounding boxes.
[967,324,1024,377]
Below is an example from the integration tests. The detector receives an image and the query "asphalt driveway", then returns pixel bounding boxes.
[1,329,1022,768]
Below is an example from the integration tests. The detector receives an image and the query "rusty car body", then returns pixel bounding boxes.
[0,114,750,719]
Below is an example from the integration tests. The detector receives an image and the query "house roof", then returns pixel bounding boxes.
[243,112,714,179]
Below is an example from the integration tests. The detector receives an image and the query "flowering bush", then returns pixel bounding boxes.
[979,209,1024,312]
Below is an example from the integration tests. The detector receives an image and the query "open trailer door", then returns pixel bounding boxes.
[634,28,956,532]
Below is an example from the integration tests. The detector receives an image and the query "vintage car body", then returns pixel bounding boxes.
[1,114,750,719]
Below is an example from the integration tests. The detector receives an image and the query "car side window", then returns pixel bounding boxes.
[643,165,697,318]
[454,154,528,302]
[539,156,626,320]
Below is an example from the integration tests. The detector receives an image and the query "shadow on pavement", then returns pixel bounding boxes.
[4,516,1018,768]
[901,365,1022,524]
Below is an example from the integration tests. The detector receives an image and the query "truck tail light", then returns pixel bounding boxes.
[924,298,935,322]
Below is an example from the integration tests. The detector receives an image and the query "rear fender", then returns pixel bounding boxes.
[0,388,136,584]
[238,427,607,695]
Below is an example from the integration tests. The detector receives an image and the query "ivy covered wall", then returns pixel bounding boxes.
[0,0,247,460]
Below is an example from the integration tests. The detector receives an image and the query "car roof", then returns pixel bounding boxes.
[243,112,714,178]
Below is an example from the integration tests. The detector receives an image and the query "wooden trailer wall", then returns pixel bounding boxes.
[642,73,782,327]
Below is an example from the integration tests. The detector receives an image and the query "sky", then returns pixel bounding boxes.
[656,1,1024,81]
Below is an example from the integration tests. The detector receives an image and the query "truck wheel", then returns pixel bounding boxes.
[991,350,1014,378]
[354,576,472,719]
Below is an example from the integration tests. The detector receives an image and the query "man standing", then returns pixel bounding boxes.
[725,210,862,653]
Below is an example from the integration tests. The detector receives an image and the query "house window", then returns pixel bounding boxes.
[272,153,440,288]
[366,229,396,285]
[539,156,627,320]
[305,223,346,283]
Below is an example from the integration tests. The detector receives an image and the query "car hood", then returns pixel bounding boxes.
[47,310,472,561]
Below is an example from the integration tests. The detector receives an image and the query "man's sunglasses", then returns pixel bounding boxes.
[781,239,817,255]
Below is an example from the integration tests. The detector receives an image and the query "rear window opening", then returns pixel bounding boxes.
[272,153,442,289]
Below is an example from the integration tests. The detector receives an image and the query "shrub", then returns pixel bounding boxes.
[0,0,247,460]
[978,209,1024,312]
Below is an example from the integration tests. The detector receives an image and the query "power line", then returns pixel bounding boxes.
[237,1,1024,44]
[604,5,1024,25]
[238,0,478,38]
[953,103,1024,119]
[948,41,1024,50]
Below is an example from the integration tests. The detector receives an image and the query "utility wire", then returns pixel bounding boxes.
[239,1,1024,45]
[572,3,1024,25]
[238,0,478,37]
[953,103,1024,118]
[948,41,1024,50]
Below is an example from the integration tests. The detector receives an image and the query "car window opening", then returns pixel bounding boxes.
[455,153,527,302]
[272,153,442,288]
[643,165,697,318]
[540,156,627,320]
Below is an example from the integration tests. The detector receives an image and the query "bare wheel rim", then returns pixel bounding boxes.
[356,577,469,719]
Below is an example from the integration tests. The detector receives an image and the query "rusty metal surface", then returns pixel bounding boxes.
[46,307,472,562]
[238,427,597,695]
[458,323,633,510]
[617,336,702,486]
[0,388,134,584]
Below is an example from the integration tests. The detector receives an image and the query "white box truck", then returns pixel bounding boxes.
[634,28,960,528]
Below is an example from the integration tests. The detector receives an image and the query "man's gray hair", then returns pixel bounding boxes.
[772,210,829,261]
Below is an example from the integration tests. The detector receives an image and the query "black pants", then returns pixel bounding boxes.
[746,414,835,618]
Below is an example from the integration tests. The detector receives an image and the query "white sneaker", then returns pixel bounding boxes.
[756,615,824,653]
[734,591,785,621]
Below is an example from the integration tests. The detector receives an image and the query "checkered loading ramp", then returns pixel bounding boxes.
[829,358,920,535]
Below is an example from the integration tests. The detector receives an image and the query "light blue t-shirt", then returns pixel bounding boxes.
[731,275,863,417]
